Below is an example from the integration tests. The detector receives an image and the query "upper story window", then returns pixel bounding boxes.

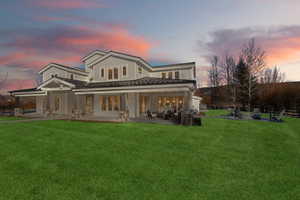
[138,67,142,74]
[101,68,104,78]
[175,71,179,79]
[70,74,74,80]
[122,66,127,76]
[114,68,118,79]
[168,72,173,79]
[108,69,113,80]
[162,72,166,79]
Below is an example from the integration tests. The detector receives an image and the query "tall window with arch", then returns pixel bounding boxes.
[108,69,113,80]
[122,66,127,76]
[114,68,118,79]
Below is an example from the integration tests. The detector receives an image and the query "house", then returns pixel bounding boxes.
[9,50,197,119]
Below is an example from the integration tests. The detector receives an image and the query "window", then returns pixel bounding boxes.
[168,72,173,79]
[70,74,74,80]
[113,96,120,111]
[108,96,113,111]
[158,96,184,112]
[122,66,127,76]
[100,96,107,111]
[138,67,142,74]
[175,71,179,79]
[108,69,113,80]
[99,95,121,111]
[114,68,118,79]
[162,72,166,79]
[101,68,104,78]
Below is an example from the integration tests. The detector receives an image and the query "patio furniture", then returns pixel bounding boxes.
[146,110,153,120]
[270,110,285,122]
[251,108,261,120]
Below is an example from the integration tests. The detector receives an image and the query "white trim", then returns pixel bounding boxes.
[12,91,47,97]
[82,50,107,62]
[152,66,194,72]
[41,87,72,91]
[73,83,195,92]
[14,94,47,97]
[39,63,88,76]
[75,87,190,95]
[37,77,75,90]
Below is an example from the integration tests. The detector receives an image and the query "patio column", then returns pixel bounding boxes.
[184,90,193,111]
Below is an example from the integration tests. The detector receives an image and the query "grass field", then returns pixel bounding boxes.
[0,113,299,199]
[0,116,23,121]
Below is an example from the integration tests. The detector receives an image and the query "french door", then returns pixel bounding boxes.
[85,95,94,114]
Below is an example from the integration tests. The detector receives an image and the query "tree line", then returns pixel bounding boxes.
[207,38,289,112]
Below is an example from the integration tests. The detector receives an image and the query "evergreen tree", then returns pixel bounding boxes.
[235,57,258,110]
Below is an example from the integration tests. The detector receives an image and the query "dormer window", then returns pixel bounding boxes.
[114,68,118,79]
[101,68,104,78]
[122,66,127,76]
[162,72,166,79]
[108,69,113,80]
[168,72,173,79]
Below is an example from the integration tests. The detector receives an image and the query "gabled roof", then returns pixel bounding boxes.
[85,50,153,71]
[38,63,88,75]
[153,62,195,68]
[81,50,107,62]
[37,76,77,89]
[9,88,40,93]
[10,77,195,94]
[75,77,195,89]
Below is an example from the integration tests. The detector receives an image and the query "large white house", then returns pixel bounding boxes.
[10,50,197,119]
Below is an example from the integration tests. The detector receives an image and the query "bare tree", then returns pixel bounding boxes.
[260,66,285,84]
[241,38,266,111]
[208,56,222,107]
[208,56,221,87]
[220,54,238,107]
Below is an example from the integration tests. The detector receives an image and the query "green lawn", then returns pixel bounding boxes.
[0,116,299,199]
[0,116,24,121]
[204,109,229,117]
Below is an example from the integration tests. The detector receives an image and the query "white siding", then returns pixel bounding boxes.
[84,53,106,72]
[150,63,195,80]
[90,56,143,82]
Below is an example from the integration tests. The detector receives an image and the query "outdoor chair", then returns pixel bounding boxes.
[251,108,261,120]
[271,110,285,122]
[146,110,153,120]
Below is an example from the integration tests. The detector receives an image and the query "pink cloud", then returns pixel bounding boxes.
[202,25,300,67]
[0,24,156,92]
[35,0,105,9]
[0,52,29,66]
[0,79,36,94]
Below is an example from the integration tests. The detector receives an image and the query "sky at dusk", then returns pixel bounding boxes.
[1,0,300,93]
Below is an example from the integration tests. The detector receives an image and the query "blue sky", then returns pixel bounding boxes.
[1,0,300,92]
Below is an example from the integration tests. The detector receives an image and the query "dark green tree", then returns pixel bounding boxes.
[236,57,258,110]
